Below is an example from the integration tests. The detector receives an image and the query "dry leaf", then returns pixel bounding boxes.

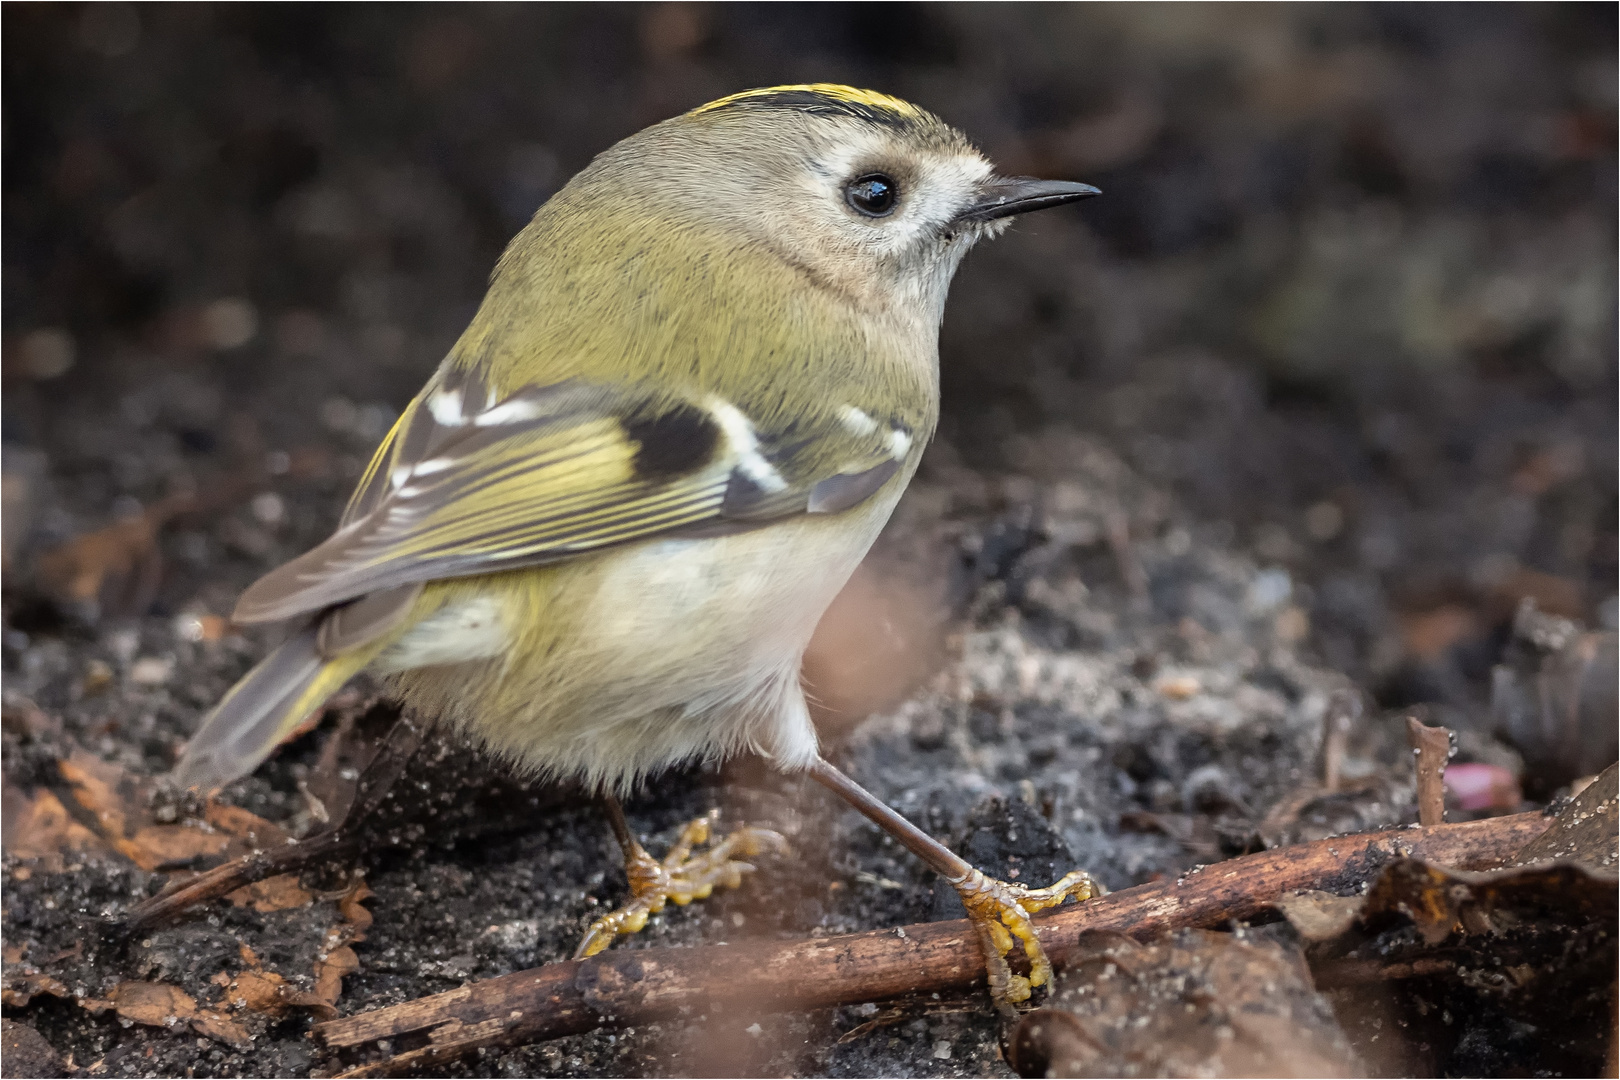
[1514,760,1618,870]
[57,752,162,868]
[313,947,359,1005]
[1273,889,1364,941]
[226,873,313,912]
[312,879,375,1006]
[205,801,289,850]
[1010,929,1357,1078]
[109,980,197,1027]
[227,969,336,1022]
[23,746,291,874]
[33,511,166,617]
[128,823,231,866]
[2,785,110,871]
[0,696,59,740]
[190,1009,252,1048]
[336,881,375,937]
[1,971,70,1008]
[1400,604,1479,662]
[55,751,272,871]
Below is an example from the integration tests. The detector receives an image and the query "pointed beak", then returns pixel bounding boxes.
[956,177,1101,224]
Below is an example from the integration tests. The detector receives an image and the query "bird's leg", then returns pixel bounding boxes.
[808,757,1101,1013]
[572,798,788,959]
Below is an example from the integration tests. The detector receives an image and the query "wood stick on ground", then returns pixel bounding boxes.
[315,810,1548,1078]
[1320,689,1358,793]
[114,714,425,936]
[1406,716,1452,827]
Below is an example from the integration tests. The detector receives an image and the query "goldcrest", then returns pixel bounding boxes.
[176,84,1101,1009]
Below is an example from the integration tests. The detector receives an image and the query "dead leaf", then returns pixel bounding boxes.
[58,750,172,870]
[56,751,264,871]
[312,879,375,1005]
[1401,604,1479,662]
[205,801,289,850]
[109,980,196,1028]
[1491,567,1584,620]
[1,785,109,870]
[226,873,313,912]
[33,511,166,617]
[314,947,359,1005]
[190,1009,252,1048]
[2,971,71,1008]
[129,823,232,866]
[336,880,375,937]
[1514,760,1618,871]
[5,749,254,874]
[1274,890,1365,942]
[227,969,336,1022]
[1010,929,1358,1078]
[1275,853,1617,954]
[0,696,59,740]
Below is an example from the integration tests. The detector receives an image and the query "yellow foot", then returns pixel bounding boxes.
[950,866,1103,1010]
[572,810,788,960]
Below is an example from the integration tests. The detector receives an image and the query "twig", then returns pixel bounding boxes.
[115,713,424,935]
[1320,689,1358,793]
[1104,511,1149,600]
[1406,716,1452,827]
[314,810,1548,1077]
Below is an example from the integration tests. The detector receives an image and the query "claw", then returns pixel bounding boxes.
[949,865,1102,1010]
[573,813,788,961]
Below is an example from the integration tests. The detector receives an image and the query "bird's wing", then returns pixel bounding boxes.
[233,367,913,627]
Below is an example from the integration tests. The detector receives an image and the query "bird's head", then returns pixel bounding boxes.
[567,84,1099,325]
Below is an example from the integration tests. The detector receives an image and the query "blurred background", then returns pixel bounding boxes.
[6,1,1613,739]
[2,6,1615,1077]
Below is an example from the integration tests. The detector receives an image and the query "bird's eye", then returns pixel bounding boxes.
[846,173,899,217]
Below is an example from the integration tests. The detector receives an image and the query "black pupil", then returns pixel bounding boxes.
[848,174,897,216]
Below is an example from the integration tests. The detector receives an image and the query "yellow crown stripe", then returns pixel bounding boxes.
[691,83,927,123]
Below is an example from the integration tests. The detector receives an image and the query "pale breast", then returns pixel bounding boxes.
[384,492,900,790]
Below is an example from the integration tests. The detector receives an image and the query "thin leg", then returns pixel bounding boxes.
[573,798,788,960]
[808,756,1100,1011]
[602,795,639,860]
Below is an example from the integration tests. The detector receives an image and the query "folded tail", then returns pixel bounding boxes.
[172,624,375,792]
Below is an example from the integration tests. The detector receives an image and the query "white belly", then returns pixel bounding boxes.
[383,494,899,791]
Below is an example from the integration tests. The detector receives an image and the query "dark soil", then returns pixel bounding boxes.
[3,6,1614,1078]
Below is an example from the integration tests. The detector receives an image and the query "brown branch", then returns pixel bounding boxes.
[1320,689,1358,793]
[113,833,360,939]
[1105,511,1148,599]
[1406,716,1452,827]
[114,713,424,936]
[315,810,1549,1078]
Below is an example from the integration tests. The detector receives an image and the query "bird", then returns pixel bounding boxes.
[174,83,1101,1010]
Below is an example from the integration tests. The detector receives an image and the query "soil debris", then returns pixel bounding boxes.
[1009,927,1359,1078]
